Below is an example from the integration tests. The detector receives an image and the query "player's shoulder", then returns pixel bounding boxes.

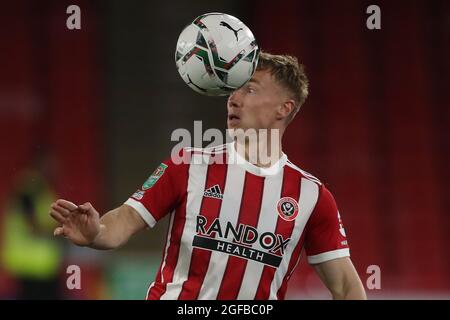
[284,160,343,212]
[284,160,339,211]
[285,159,323,187]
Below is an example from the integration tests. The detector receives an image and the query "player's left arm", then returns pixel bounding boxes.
[304,184,367,300]
[313,257,367,300]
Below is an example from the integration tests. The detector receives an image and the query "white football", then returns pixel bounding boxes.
[175,13,260,96]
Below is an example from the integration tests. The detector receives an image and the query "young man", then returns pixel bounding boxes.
[50,52,367,300]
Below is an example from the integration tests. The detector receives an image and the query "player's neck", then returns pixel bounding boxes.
[233,133,283,168]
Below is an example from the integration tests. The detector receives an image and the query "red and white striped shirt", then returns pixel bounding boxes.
[124,143,350,300]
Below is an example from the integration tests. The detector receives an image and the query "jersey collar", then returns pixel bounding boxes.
[227,142,287,177]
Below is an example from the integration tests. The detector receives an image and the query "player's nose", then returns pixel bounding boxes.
[227,90,243,109]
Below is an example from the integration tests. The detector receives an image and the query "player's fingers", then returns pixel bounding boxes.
[51,202,71,217]
[50,209,66,224]
[54,226,65,236]
[78,202,94,214]
[55,199,78,211]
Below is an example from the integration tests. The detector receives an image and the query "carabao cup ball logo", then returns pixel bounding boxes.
[277,197,299,221]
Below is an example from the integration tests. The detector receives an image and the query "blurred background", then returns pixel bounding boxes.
[0,0,449,299]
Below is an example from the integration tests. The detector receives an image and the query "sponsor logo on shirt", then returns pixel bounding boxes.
[277,197,299,221]
[193,215,291,268]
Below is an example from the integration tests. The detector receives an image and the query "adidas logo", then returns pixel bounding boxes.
[203,184,223,199]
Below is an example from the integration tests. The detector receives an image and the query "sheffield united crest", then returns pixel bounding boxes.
[277,197,299,221]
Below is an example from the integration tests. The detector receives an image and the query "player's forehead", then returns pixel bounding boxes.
[249,69,283,92]
[248,70,269,85]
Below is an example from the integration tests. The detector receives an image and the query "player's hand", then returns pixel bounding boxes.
[50,199,101,247]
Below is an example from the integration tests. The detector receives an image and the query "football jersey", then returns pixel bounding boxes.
[124,142,350,300]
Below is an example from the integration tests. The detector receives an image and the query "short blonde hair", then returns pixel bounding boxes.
[257,52,309,121]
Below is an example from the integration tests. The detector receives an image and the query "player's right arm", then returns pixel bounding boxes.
[50,199,146,250]
[50,151,189,250]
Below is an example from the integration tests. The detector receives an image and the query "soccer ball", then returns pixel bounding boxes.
[175,13,260,96]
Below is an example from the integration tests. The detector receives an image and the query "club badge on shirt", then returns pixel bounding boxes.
[277,197,299,221]
[142,163,168,190]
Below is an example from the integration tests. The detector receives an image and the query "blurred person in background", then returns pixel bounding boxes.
[1,152,64,299]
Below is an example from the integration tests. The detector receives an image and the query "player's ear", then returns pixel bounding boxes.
[276,99,295,120]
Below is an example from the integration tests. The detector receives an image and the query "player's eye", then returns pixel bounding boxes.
[247,86,256,93]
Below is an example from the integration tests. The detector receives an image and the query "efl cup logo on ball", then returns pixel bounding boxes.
[175,13,260,96]
[277,197,299,221]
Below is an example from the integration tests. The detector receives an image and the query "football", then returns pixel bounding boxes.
[175,13,260,96]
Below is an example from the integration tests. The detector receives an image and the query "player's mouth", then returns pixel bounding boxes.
[227,114,241,125]
[228,114,240,121]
